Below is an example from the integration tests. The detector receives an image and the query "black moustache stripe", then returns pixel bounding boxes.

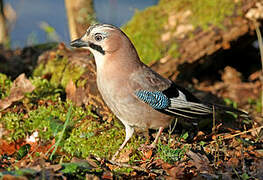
[89,43,105,55]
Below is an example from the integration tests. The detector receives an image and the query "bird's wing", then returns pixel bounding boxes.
[129,66,213,119]
[135,89,213,119]
[129,65,172,91]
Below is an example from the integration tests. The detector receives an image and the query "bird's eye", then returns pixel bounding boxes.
[94,34,103,42]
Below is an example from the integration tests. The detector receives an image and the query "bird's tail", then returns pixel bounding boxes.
[206,103,250,119]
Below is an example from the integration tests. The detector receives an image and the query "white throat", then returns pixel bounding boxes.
[89,48,106,72]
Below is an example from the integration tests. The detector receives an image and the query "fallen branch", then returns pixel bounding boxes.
[211,125,263,144]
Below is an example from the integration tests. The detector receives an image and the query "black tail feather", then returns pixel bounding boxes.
[206,103,250,119]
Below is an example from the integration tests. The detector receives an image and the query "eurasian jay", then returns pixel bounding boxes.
[70,24,248,160]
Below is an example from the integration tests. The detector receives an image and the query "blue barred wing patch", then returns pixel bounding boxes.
[135,90,170,109]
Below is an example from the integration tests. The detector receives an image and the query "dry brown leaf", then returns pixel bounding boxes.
[47,164,62,172]
[193,131,205,141]
[65,79,76,102]
[162,162,185,180]
[249,70,261,81]
[227,157,239,167]
[187,151,212,173]
[1,174,28,180]
[0,99,12,111]
[221,66,242,84]
[85,157,99,168]
[101,171,113,180]
[250,150,263,158]
[65,79,87,106]
[143,149,153,160]
[86,174,100,180]
[0,140,18,155]
[117,149,133,163]
[105,163,118,171]
[0,73,35,110]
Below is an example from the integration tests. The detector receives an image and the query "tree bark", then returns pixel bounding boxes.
[0,0,8,47]
[65,0,95,41]
[122,0,263,81]
[152,0,262,80]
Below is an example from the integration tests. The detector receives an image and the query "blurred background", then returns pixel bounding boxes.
[3,0,158,48]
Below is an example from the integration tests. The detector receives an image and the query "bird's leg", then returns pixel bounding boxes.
[150,126,164,148]
[112,123,134,161]
[140,127,164,151]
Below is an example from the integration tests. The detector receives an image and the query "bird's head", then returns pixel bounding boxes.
[71,24,141,71]
[71,24,134,56]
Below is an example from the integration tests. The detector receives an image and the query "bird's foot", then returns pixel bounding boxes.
[111,149,121,161]
[138,142,156,152]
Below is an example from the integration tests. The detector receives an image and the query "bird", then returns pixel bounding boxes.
[70,24,248,160]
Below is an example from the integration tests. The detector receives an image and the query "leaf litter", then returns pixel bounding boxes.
[0,47,262,179]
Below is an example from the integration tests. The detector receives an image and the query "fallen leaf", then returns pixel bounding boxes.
[101,171,113,180]
[0,139,26,156]
[85,157,99,168]
[249,70,260,81]
[71,157,98,168]
[117,149,133,163]
[142,149,153,160]
[227,157,239,167]
[186,151,212,173]
[221,66,242,84]
[0,74,35,110]
[86,174,100,180]
[1,174,28,180]
[161,162,185,179]
[65,79,76,102]
[65,79,87,106]
[106,163,118,171]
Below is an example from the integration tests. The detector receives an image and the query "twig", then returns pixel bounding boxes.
[210,125,263,144]
[91,155,147,172]
[108,160,147,172]
[254,21,263,117]
[212,105,216,133]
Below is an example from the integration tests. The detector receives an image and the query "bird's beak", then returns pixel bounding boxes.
[70,38,89,48]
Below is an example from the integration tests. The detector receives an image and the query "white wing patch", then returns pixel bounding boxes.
[168,90,212,117]
[178,90,187,100]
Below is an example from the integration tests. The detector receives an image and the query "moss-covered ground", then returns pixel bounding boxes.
[0,72,143,169]
[122,0,238,64]
[1,68,262,179]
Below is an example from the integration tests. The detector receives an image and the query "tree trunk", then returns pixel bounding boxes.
[65,0,95,41]
[0,0,8,47]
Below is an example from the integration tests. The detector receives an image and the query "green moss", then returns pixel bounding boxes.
[122,6,168,64]
[32,63,44,77]
[167,43,179,59]
[0,73,12,99]
[46,57,67,87]
[122,0,238,64]
[61,63,85,88]
[33,54,85,88]
[63,119,144,159]
[1,77,83,142]
[1,76,143,160]
[28,77,63,102]
[189,0,236,29]
[157,143,188,164]
[1,101,86,142]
